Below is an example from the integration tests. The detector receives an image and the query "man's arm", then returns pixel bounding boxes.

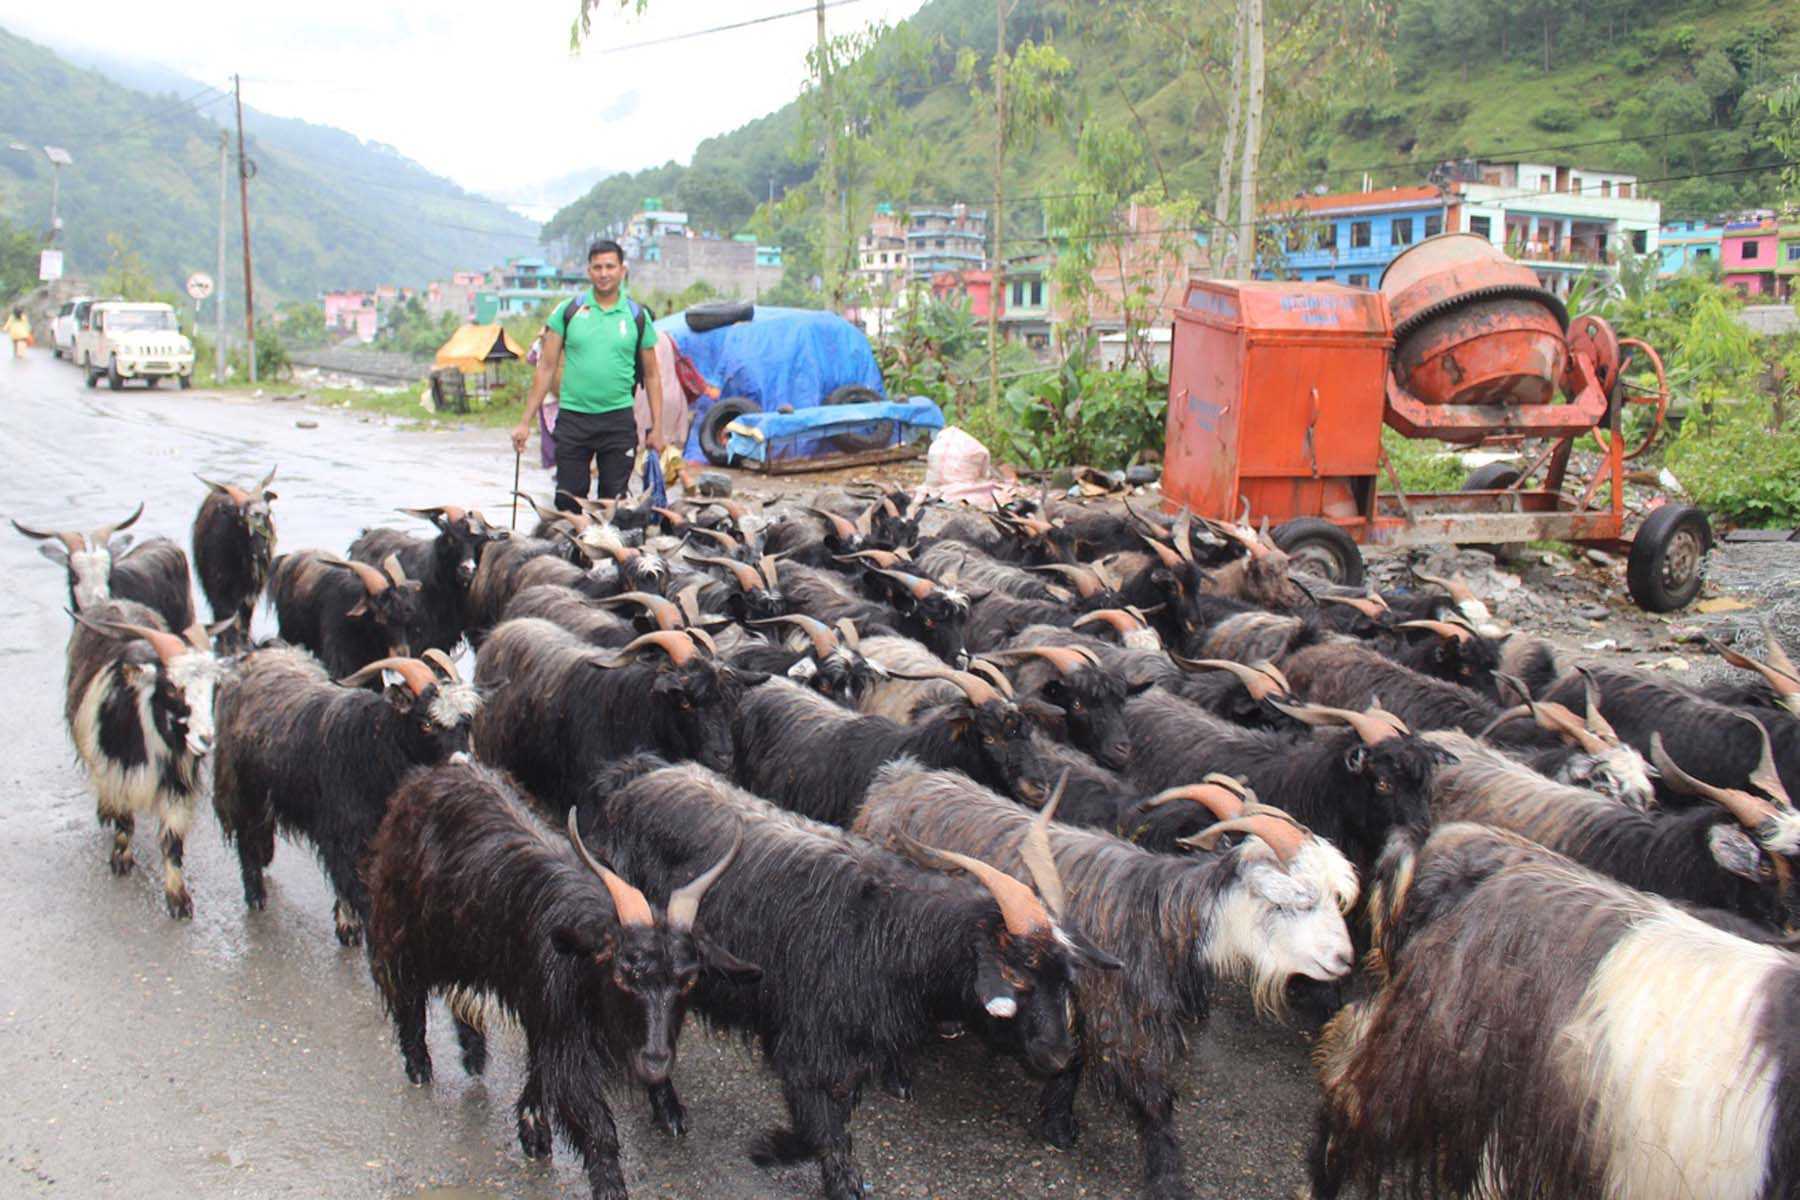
[640,347,666,452]
[512,328,563,454]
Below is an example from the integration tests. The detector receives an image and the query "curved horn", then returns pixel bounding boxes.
[514,491,567,525]
[666,829,741,932]
[1171,507,1195,564]
[1030,564,1105,598]
[1268,698,1406,744]
[806,506,860,541]
[870,568,936,601]
[685,551,764,592]
[337,656,436,695]
[382,553,410,586]
[1736,713,1791,805]
[1172,656,1288,701]
[1141,778,1253,821]
[854,501,879,536]
[650,506,689,529]
[1649,733,1785,835]
[685,525,741,552]
[605,631,699,667]
[196,475,250,503]
[420,648,460,681]
[11,520,85,553]
[1178,812,1306,864]
[566,808,654,928]
[934,669,1003,707]
[1411,567,1478,605]
[1572,666,1619,741]
[898,836,1051,936]
[835,618,861,650]
[1707,629,1800,705]
[1139,533,1183,570]
[964,659,1016,698]
[833,548,909,569]
[92,501,145,544]
[1397,619,1473,644]
[1073,608,1147,637]
[321,555,392,594]
[759,554,781,591]
[70,610,189,666]
[1019,771,1069,919]
[256,464,278,493]
[596,591,684,631]
[1323,594,1391,622]
[750,614,839,658]
[983,645,1098,676]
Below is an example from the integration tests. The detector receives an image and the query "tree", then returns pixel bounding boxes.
[675,165,757,235]
[97,233,162,302]
[0,218,39,304]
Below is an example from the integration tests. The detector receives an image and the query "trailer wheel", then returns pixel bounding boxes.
[1272,518,1365,587]
[1627,503,1711,613]
[697,396,758,466]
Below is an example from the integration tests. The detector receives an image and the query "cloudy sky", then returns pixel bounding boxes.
[10,0,929,208]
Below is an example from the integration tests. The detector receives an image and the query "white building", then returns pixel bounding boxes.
[1447,161,1661,295]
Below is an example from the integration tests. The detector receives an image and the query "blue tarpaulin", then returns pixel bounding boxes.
[655,306,885,463]
[725,399,944,466]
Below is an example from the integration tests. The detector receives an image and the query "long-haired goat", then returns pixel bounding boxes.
[725,615,886,707]
[365,760,753,1200]
[192,469,277,651]
[1312,821,1800,1200]
[64,602,223,918]
[349,505,509,655]
[15,502,196,631]
[780,560,971,668]
[857,762,1357,1200]
[588,757,1115,1200]
[985,643,1149,769]
[270,550,424,678]
[211,648,481,943]
[473,623,764,809]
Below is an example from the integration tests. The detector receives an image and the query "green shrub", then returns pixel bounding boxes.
[959,364,1166,471]
[1381,428,1467,493]
[1667,398,1800,527]
[1615,47,1649,75]
[1531,104,1581,132]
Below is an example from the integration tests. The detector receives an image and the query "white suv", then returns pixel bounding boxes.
[51,297,94,359]
[77,302,194,389]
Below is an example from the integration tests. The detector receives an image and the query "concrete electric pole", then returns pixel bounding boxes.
[234,74,257,384]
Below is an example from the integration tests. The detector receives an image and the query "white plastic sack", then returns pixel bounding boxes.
[922,426,1014,508]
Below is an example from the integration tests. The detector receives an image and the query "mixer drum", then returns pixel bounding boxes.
[1381,233,1570,409]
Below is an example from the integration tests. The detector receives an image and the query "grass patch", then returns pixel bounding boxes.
[309,384,525,431]
[1381,428,1468,493]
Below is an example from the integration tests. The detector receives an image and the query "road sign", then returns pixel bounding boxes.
[186,272,215,300]
[38,250,62,281]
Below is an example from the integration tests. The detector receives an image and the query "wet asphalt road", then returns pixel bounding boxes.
[0,350,1323,1199]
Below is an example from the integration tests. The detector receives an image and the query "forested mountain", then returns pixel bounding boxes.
[546,0,1797,256]
[0,27,540,307]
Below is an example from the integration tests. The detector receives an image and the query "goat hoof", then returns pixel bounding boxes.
[878,1066,913,1102]
[109,848,135,876]
[404,1058,432,1086]
[335,921,363,948]
[460,1043,487,1077]
[651,1103,687,1138]
[165,889,193,920]
[1037,1111,1080,1150]
[244,887,266,911]
[1146,1177,1193,1200]
[517,1107,552,1159]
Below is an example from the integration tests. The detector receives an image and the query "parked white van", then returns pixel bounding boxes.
[76,301,194,389]
[51,296,95,359]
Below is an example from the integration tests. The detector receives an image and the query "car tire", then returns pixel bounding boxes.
[178,374,192,390]
[1272,517,1366,587]
[144,376,159,389]
[1460,463,1522,559]
[824,384,882,407]
[51,346,62,360]
[684,301,754,334]
[697,396,759,466]
[1627,503,1711,613]
[107,357,124,391]
[84,354,99,388]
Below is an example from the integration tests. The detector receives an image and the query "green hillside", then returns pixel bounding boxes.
[0,27,540,308]
[547,0,1798,257]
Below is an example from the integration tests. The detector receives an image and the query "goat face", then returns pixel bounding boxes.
[551,919,759,1086]
[150,646,225,761]
[898,589,970,669]
[1401,627,1502,698]
[804,649,886,707]
[1340,736,1452,846]
[350,581,426,656]
[976,926,1114,1076]
[397,680,483,760]
[1558,745,1655,808]
[433,512,507,589]
[650,662,767,772]
[1210,836,1358,1015]
[1700,821,1800,931]
[1038,670,1144,770]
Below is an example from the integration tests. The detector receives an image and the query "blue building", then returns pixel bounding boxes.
[1657,220,1724,276]
[1258,186,1447,286]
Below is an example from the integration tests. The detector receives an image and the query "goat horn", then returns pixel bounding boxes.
[566,808,654,928]
[1412,567,1478,605]
[92,501,145,545]
[256,465,278,492]
[1707,630,1800,705]
[382,553,410,587]
[197,475,251,504]
[1323,594,1390,621]
[759,554,780,591]
[854,501,880,536]
[1495,672,1535,707]
[1397,619,1473,644]
[11,520,85,553]
[70,610,189,666]
[898,835,1051,936]
[685,525,740,552]
[1139,533,1183,570]
[1178,813,1306,864]
[835,619,860,650]
[1171,507,1195,564]
[596,591,684,631]
[1019,770,1069,920]
[321,555,391,594]
[1142,778,1253,821]
[982,645,1098,676]
[666,829,741,933]
[1073,608,1146,637]
[337,656,436,695]
[651,506,688,529]
[1649,733,1786,838]
[1572,666,1619,741]
[399,505,446,523]
[1268,697,1406,744]
[514,491,564,524]
[834,549,907,569]
[602,631,698,668]
[1029,563,1104,598]
[750,614,839,659]
[806,507,860,541]
[870,568,936,601]
[685,551,763,592]
[964,659,1015,698]
[1735,713,1792,807]
[674,583,708,629]
[1172,656,1288,701]
[420,648,460,681]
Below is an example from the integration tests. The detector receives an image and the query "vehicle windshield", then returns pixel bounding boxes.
[106,309,177,332]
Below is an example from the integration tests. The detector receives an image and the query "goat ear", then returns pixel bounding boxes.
[345,598,371,618]
[734,670,772,688]
[697,938,762,983]
[108,534,135,554]
[971,947,1019,1019]
[1706,824,1765,881]
[1126,678,1157,696]
[36,542,69,567]
[120,659,157,689]
[1059,926,1123,973]
[550,924,613,961]
[1342,744,1371,775]
[262,490,279,503]
[382,682,413,712]
[1017,697,1067,735]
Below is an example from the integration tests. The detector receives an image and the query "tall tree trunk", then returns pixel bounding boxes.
[989,0,1007,407]
[1541,11,1551,73]
[1213,0,1246,276]
[1235,0,1264,282]
[817,0,840,312]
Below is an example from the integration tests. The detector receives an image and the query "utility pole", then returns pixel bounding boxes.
[988,0,1010,408]
[234,74,257,383]
[816,0,839,312]
[216,131,229,381]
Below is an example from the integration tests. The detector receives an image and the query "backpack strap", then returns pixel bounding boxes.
[558,293,587,340]
[631,301,656,395]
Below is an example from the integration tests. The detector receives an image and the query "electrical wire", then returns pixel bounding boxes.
[594,0,873,55]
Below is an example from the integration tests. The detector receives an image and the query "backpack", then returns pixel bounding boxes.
[559,293,656,395]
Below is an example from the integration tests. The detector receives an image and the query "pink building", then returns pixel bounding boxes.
[1721,219,1779,296]
[323,290,378,343]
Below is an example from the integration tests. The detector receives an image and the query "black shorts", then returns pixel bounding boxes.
[555,407,637,509]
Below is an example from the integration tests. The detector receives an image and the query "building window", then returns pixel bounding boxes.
[1788,244,1800,263]
[1030,280,1043,306]
[1350,221,1371,248]
[1392,217,1414,246]
[1618,183,1632,198]
[1469,215,1492,239]
[1347,273,1370,287]
[1631,230,1647,254]
[1696,248,1713,260]
[1539,175,1552,192]
[1424,215,1443,237]
[1743,241,1761,260]
[1601,180,1612,198]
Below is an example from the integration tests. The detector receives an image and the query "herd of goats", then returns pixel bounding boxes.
[10,472,1800,1200]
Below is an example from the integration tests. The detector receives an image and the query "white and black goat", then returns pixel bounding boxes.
[15,502,195,631]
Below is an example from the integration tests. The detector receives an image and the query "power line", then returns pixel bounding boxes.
[84,84,230,149]
[596,0,871,54]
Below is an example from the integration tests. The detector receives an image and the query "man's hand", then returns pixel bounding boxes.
[510,423,531,455]
[645,427,667,453]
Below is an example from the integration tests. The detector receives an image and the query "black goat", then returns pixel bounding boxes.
[474,623,764,810]
[212,649,480,943]
[64,602,223,918]
[349,506,509,655]
[685,551,785,622]
[726,615,886,707]
[501,584,636,647]
[588,756,1113,1200]
[192,469,277,651]
[857,762,1357,1200]
[987,643,1147,769]
[778,561,970,667]
[15,502,196,631]
[365,760,752,1200]
[269,550,424,678]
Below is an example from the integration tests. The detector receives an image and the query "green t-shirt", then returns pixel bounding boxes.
[549,288,659,415]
